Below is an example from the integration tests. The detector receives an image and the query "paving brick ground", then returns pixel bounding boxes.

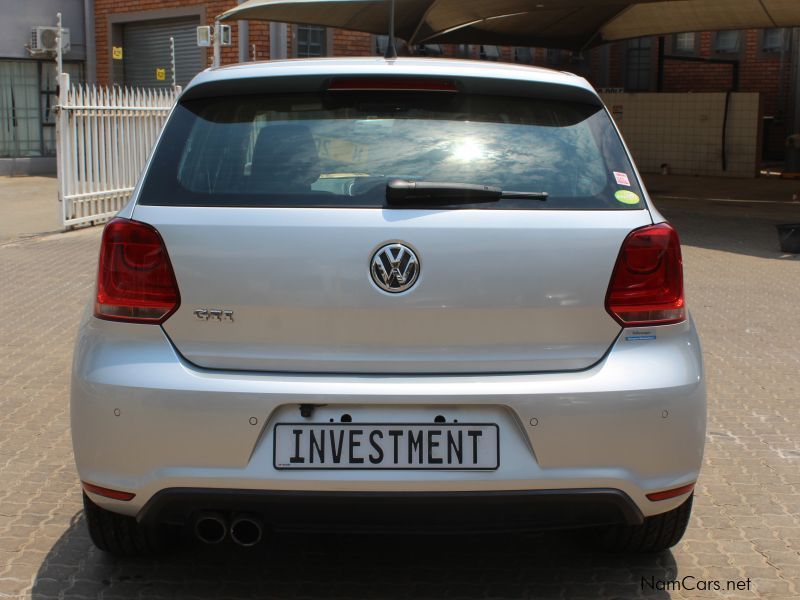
[0,196,799,599]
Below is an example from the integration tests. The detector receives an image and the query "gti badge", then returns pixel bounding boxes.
[370,243,420,293]
[194,308,234,322]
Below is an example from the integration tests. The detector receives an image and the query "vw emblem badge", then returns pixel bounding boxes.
[370,243,420,293]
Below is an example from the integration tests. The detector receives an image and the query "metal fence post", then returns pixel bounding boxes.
[55,12,67,228]
[55,12,63,80]
[170,36,177,90]
[56,72,70,228]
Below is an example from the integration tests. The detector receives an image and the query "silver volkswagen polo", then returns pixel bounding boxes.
[71,57,705,556]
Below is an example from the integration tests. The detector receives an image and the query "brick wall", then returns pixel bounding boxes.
[661,31,792,119]
[333,28,373,56]
[95,1,234,84]
[588,30,794,160]
[94,0,375,85]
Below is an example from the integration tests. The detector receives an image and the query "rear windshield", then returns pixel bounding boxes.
[139,91,645,210]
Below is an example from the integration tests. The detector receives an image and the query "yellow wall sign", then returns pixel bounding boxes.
[155,68,166,81]
[112,46,123,60]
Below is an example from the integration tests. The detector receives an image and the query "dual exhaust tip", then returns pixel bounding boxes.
[194,512,263,547]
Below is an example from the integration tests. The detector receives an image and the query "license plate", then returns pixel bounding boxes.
[273,423,499,470]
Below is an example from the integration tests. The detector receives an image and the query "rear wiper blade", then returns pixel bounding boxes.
[500,190,550,199]
[386,179,547,205]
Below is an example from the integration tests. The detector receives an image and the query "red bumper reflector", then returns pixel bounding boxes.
[646,482,695,502]
[82,481,136,501]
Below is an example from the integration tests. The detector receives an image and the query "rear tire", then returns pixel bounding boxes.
[83,492,163,557]
[594,493,693,553]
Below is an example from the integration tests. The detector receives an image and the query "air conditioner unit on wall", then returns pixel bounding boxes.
[29,26,70,55]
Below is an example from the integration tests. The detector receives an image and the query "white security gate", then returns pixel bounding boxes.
[56,72,179,228]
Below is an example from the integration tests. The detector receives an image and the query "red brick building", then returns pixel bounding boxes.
[92,1,797,162]
[585,30,797,161]
[93,0,375,88]
[91,1,591,90]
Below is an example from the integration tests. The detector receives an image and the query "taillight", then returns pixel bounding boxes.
[95,218,180,324]
[605,223,685,327]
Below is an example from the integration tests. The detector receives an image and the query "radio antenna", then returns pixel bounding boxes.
[384,0,398,59]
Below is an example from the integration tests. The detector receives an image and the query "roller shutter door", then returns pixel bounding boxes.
[122,17,203,88]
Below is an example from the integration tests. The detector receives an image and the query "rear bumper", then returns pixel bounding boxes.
[71,313,705,525]
[140,488,643,532]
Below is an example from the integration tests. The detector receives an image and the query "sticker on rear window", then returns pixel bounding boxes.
[614,190,640,205]
[613,171,631,186]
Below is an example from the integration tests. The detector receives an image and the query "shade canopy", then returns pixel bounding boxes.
[219,0,800,49]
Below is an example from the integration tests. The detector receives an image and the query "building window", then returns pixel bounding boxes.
[625,37,652,92]
[514,47,533,64]
[546,48,563,67]
[714,30,741,54]
[762,28,784,53]
[296,25,327,57]
[0,60,83,159]
[415,44,443,57]
[673,32,696,54]
[0,61,40,157]
[479,45,500,61]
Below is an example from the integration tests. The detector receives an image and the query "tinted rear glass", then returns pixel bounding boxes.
[139,91,644,210]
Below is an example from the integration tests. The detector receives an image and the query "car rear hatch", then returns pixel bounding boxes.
[131,70,654,374]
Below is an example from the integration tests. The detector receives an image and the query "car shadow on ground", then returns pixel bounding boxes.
[654,198,800,260]
[31,511,678,599]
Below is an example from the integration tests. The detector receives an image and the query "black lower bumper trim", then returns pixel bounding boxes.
[138,488,643,533]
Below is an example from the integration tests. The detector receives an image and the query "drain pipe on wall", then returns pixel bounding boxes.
[778,28,788,124]
[791,28,800,137]
[83,0,96,83]
[213,20,221,67]
[237,0,249,62]
[721,61,739,173]
[270,23,288,60]
[722,91,731,172]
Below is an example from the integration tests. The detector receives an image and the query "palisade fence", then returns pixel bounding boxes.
[56,73,180,228]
